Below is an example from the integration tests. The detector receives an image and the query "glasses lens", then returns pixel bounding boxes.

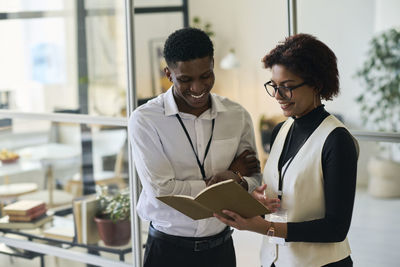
[265,83,276,97]
[277,87,292,100]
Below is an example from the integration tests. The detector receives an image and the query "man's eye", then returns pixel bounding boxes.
[201,74,212,79]
[178,78,190,83]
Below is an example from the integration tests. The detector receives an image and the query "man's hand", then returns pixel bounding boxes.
[251,184,280,213]
[206,170,239,187]
[229,150,260,177]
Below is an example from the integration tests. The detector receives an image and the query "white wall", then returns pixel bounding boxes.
[296,0,400,184]
[375,0,400,32]
[134,13,183,98]
[189,0,288,156]
[189,0,400,186]
[297,0,376,128]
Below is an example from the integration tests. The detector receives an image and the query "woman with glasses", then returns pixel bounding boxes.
[215,34,359,267]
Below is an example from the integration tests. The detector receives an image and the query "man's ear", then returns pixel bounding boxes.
[164,67,172,82]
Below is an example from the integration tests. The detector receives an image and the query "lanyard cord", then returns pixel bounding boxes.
[176,114,215,180]
[277,123,309,200]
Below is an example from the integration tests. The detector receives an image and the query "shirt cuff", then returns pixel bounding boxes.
[243,176,259,192]
[189,180,207,197]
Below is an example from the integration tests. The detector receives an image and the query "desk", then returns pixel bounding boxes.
[17,143,81,207]
[0,183,38,216]
[0,160,42,184]
[0,215,132,267]
[0,183,38,197]
[17,143,80,161]
[0,160,41,212]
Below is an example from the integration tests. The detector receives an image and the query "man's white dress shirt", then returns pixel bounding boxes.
[128,88,261,237]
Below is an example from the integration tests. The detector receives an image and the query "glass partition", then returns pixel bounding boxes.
[295,1,400,266]
[0,0,127,118]
[0,0,189,265]
[349,138,400,266]
[0,119,132,264]
[0,0,64,12]
[296,0,400,133]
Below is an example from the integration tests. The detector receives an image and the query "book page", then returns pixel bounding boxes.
[194,179,233,198]
[195,180,270,219]
[157,180,270,220]
[157,196,213,220]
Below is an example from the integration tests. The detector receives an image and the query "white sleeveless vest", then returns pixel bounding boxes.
[260,115,353,267]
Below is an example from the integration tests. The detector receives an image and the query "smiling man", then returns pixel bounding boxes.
[128,28,261,267]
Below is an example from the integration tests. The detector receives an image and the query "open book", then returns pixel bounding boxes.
[157,180,270,220]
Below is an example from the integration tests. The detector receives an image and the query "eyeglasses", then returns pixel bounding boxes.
[264,80,307,100]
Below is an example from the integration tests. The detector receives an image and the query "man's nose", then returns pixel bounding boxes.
[190,81,204,93]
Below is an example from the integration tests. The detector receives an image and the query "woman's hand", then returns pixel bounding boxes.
[252,184,280,213]
[214,210,268,235]
[229,150,260,177]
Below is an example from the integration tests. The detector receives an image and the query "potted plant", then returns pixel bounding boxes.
[355,27,400,197]
[94,187,131,246]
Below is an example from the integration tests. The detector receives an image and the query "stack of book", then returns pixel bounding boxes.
[3,200,47,222]
[0,200,52,229]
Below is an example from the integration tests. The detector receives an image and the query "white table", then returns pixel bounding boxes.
[0,183,38,198]
[17,143,80,161]
[16,143,81,207]
[0,160,42,184]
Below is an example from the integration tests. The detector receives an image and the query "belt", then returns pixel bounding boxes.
[148,224,233,252]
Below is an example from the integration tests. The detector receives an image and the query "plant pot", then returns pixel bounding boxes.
[367,157,400,198]
[94,216,131,246]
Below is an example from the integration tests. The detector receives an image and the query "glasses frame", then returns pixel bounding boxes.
[264,80,307,100]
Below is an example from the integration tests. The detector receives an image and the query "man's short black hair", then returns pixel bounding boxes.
[164,27,214,67]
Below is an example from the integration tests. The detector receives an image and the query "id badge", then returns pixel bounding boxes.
[266,208,288,246]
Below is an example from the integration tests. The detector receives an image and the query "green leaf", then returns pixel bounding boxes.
[353,27,400,132]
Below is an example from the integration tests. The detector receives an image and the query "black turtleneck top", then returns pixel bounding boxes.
[270,105,357,265]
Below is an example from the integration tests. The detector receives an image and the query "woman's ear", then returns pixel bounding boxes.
[313,87,322,107]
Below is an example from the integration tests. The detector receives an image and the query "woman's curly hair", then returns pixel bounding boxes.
[262,33,339,101]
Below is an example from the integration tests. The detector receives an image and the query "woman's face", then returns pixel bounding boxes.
[270,64,320,118]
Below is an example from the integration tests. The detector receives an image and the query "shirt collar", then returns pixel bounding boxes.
[164,86,228,118]
[164,87,180,116]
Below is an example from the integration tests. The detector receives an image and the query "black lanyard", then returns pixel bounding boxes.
[277,123,309,200]
[176,114,215,180]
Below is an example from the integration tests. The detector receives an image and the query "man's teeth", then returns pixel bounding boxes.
[191,93,205,99]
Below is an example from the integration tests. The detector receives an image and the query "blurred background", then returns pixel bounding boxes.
[0,0,399,266]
